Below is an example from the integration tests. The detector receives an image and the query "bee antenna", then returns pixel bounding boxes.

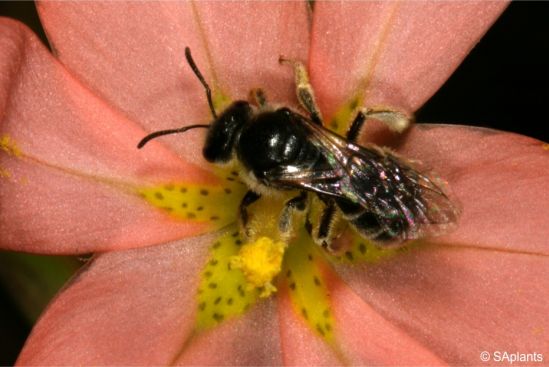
[137,124,210,149]
[185,47,218,119]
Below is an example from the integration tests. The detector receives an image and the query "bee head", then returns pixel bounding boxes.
[138,48,252,164]
[203,101,252,163]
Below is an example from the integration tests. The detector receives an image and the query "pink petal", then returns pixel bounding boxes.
[396,124,549,254]
[0,19,215,253]
[174,300,281,366]
[37,2,310,158]
[324,269,446,365]
[277,286,342,365]
[0,158,211,254]
[17,234,211,365]
[309,2,508,118]
[334,244,548,365]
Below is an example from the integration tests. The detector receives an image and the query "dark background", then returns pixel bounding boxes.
[0,1,547,364]
[416,2,548,142]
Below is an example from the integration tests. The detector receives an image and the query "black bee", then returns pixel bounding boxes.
[138,47,459,250]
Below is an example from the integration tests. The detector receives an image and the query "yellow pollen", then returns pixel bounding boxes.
[230,236,286,298]
[0,134,21,157]
[542,143,549,151]
[0,168,11,178]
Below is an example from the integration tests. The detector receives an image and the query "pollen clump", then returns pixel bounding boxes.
[0,134,22,180]
[0,168,11,178]
[230,236,286,298]
[0,134,21,157]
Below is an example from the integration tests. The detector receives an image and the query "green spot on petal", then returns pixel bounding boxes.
[196,226,260,330]
[284,230,335,343]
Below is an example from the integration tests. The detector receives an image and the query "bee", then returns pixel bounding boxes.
[138,47,460,251]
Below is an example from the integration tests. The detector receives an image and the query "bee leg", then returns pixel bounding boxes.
[239,190,261,235]
[346,110,367,143]
[279,57,323,125]
[249,88,268,109]
[347,108,412,142]
[279,192,308,235]
[315,200,338,251]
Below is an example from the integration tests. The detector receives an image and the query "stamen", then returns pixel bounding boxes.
[230,236,286,298]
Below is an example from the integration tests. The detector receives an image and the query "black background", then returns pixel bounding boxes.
[416,2,548,141]
[0,1,547,364]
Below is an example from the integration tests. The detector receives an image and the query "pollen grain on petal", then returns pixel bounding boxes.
[0,168,11,179]
[0,134,23,181]
[0,134,22,157]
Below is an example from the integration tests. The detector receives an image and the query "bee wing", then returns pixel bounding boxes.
[264,165,347,197]
[298,117,460,240]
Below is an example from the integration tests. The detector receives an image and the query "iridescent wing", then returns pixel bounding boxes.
[267,116,460,242]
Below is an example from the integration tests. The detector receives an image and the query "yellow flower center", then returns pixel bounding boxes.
[230,236,286,298]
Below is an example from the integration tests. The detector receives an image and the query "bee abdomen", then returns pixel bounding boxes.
[336,198,404,244]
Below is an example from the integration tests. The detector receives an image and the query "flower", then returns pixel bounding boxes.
[1,2,548,365]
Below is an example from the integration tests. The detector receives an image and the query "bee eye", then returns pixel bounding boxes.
[280,108,291,116]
